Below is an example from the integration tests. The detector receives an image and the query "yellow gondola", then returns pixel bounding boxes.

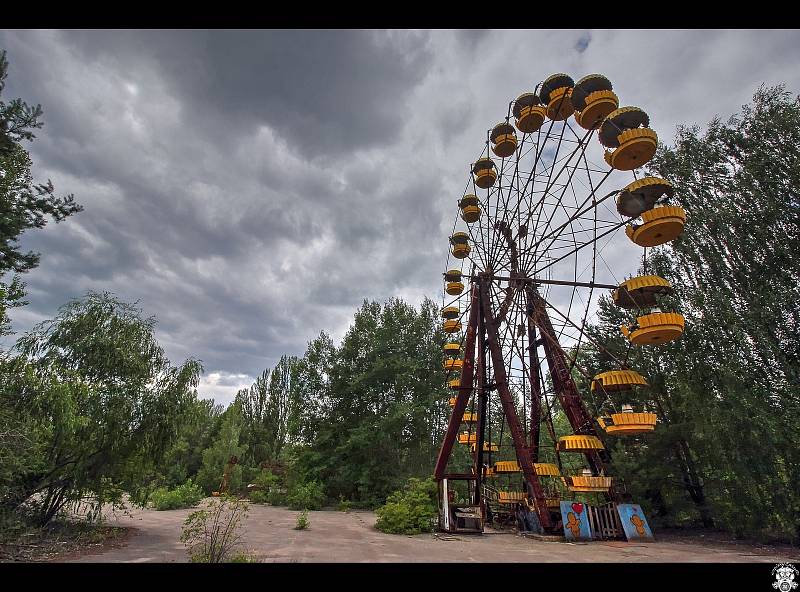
[443,342,461,355]
[616,176,674,217]
[443,320,462,333]
[459,194,481,224]
[513,93,546,134]
[448,396,458,406]
[450,231,471,259]
[626,205,686,247]
[556,435,605,453]
[540,73,575,121]
[613,275,673,309]
[444,269,464,295]
[598,410,657,436]
[621,311,685,345]
[447,381,460,391]
[470,442,499,453]
[498,491,527,504]
[494,461,521,473]
[534,463,561,477]
[443,358,463,371]
[599,106,658,171]
[458,432,477,444]
[591,369,648,393]
[441,306,460,319]
[572,74,618,130]
[462,412,478,423]
[566,474,613,493]
[490,122,518,158]
[472,158,497,189]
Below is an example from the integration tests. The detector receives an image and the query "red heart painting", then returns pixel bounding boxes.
[571,502,584,514]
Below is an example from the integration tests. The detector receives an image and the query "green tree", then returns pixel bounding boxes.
[196,405,246,495]
[0,291,202,526]
[0,51,81,323]
[293,297,450,506]
[579,84,800,541]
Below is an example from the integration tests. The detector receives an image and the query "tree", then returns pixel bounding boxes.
[235,355,301,468]
[293,297,451,505]
[0,291,202,526]
[579,85,800,541]
[0,50,81,280]
[196,405,246,495]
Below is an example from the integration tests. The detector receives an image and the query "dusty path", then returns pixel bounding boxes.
[66,501,800,563]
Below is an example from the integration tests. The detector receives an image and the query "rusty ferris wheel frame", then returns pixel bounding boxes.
[432,73,663,534]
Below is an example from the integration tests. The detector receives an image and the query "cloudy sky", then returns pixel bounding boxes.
[1,29,799,405]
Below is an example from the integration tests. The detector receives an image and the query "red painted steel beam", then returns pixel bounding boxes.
[525,288,543,459]
[480,279,554,531]
[528,289,610,477]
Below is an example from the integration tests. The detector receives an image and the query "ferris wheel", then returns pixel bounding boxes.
[434,73,687,536]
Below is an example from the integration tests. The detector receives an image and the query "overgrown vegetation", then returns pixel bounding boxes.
[295,510,309,530]
[1,42,798,547]
[149,480,204,511]
[575,84,800,542]
[286,480,326,511]
[180,496,250,563]
[375,478,437,535]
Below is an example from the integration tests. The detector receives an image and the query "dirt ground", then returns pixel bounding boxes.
[57,500,800,563]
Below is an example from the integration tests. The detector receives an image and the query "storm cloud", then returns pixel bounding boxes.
[2,29,799,404]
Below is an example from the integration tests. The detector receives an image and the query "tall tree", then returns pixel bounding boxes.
[579,85,800,540]
[0,50,81,278]
[1,292,202,525]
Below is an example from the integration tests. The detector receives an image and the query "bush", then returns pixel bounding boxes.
[295,510,309,530]
[229,551,261,563]
[150,479,204,511]
[286,480,326,511]
[180,496,249,563]
[374,477,437,535]
[267,489,287,506]
[249,490,268,504]
[337,495,352,512]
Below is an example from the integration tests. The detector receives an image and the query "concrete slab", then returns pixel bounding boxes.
[65,500,800,563]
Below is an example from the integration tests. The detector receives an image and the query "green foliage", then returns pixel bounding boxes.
[295,510,309,530]
[195,406,245,495]
[248,490,268,504]
[180,496,249,563]
[576,85,800,542]
[267,489,287,506]
[291,298,450,506]
[286,480,326,511]
[0,50,81,278]
[229,551,261,563]
[374,477,437,535]
[149,479,204,511]
[0,292,202,526]
[337,495,352,512]
[235,356,302,468]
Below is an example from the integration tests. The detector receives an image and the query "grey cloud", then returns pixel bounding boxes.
[2,29,800,404]
[61,29,435,161]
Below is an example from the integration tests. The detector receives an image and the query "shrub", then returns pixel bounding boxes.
[180,496,249,563]
[229,551,261,563]
[253,469,280,490]
[150,479,204,511]
[267,488,287,506]
[337,495,352,512]
[249,490,268,504]
[286,480,326,511]
[374,477,437,535]
[295,510,309,530]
